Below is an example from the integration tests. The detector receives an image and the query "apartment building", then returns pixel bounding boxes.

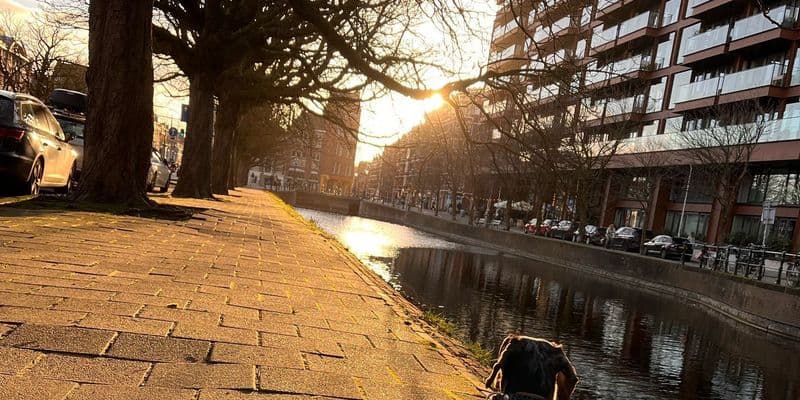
[489,0,800,249]
[257,94,361,194]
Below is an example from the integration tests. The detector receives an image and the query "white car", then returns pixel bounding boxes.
[148,150,171,193]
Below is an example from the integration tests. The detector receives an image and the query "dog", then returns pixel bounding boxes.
[485,335,579,400]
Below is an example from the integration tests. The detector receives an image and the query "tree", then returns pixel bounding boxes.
[0,11,80,98]
[678,100,769,244]
[76,0,154,205]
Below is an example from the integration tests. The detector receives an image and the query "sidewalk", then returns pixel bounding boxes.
[0,189,486,400]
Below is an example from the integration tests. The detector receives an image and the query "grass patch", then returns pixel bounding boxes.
[422,311,457,337]
[422,311,495,367]
[465,340,494,366]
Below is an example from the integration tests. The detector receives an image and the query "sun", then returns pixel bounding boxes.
[422,93,445,111]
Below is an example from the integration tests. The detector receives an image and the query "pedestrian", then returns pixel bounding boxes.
[605,223,616,248]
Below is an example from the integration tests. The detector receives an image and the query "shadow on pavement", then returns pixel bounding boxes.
[0,193,205,221]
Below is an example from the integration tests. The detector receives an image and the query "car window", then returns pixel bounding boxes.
[55,117,84,140]
[45,111,65,140]
[18,102,36,128]
[33,106,54,133]
[0,98,15,125]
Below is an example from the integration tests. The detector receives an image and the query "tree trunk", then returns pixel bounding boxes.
[173,73,215,198]
[211,94,241,195]
[77,0,154,206]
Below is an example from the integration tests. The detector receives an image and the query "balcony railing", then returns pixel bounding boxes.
[720,63,785,94]
[684,24,730,55]
[528,83,560,102]
[584,54,660,85]
[592,25,618,48]
[598,0,620,11]
[618,11,661,37]
[687,0,712,16]
[675,76,722,103]
[731,5,799,41]
[604,94,646,117]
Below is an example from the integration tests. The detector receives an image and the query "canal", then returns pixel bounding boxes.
[298,208,800,400]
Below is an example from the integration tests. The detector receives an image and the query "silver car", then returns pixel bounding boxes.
[0,91,77,195]
[148,150,171,193]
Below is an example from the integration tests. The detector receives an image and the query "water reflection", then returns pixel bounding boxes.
[298,209,800,400]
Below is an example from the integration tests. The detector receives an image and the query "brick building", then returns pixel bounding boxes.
[488,0,800,249]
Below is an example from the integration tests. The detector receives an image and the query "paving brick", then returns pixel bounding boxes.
[297,326,373,348]
[0,292,62,309]
[197,390,318,399]
[0,323,16,337]
[0,375,77,400]
[172,321,258,346]
[220,315,297,336]
[228,294,293,314]
[36,286,116,300]
[257,366,361,399]
[187,299,261,320]
[66,384,197,400]
[55,297,142,316]
[147,363,256,389]
[25,354,150,386]
[0,324,115,355]
[137,305,221,325]
[0,306,86,325]
[209,342,304,369]
[112,293,189,308]
[360,380,454,400]
[259,332,344,358]
[78,314,173,336]
[0,346,41,374]
[107,332,210,363]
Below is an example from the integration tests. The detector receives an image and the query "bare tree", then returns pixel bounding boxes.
[678,100,770,244]
[0,11,80,98]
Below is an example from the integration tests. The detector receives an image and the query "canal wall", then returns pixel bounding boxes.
[358,201,800,341]
[274,191,360,215]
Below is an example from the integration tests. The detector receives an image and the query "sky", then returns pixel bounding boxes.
[3,0,496,164]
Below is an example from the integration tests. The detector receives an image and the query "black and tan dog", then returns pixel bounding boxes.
[485,335,579,400]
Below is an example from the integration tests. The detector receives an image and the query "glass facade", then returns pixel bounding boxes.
[737,173,800,205]
[664,211,709,240]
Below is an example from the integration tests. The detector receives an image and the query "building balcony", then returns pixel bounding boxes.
[720,63,786,95]
[730,4,799,42]
[675,63,786,106]
[584,54,663,88]
[683,24,730,56]
[528,83,560,104]
[582,94,646,126]
[590,10,662,54]
[687,0,735,17]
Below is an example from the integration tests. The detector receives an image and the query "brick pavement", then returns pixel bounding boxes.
[0,189,486,399]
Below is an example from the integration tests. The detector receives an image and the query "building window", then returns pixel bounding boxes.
[614,208,646,229]
[730,215,796,249]
[664,211,709,240]
[738,173,800,205]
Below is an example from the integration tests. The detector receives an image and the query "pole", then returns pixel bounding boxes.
[678,164,693,237]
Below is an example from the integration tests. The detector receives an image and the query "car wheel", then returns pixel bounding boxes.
[660,248,668,259]
[56,165,75,195]
[585,237,590,245]
[27,159,43,196]
[147,172,156,192]
[160,180,169,193]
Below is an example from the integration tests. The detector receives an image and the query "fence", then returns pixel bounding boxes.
[691,244,800,288]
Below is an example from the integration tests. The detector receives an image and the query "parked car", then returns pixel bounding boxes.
[538,219,558,236]
[524,218,538,234]
[0,91,77,195]
[643,235,692,260]
[608,227,655,252]
[551,220,579,240]
[148,150,171,193]
[582,225,607,246]
[48,89,86,179]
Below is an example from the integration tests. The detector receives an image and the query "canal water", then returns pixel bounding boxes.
[298,208,800,400]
